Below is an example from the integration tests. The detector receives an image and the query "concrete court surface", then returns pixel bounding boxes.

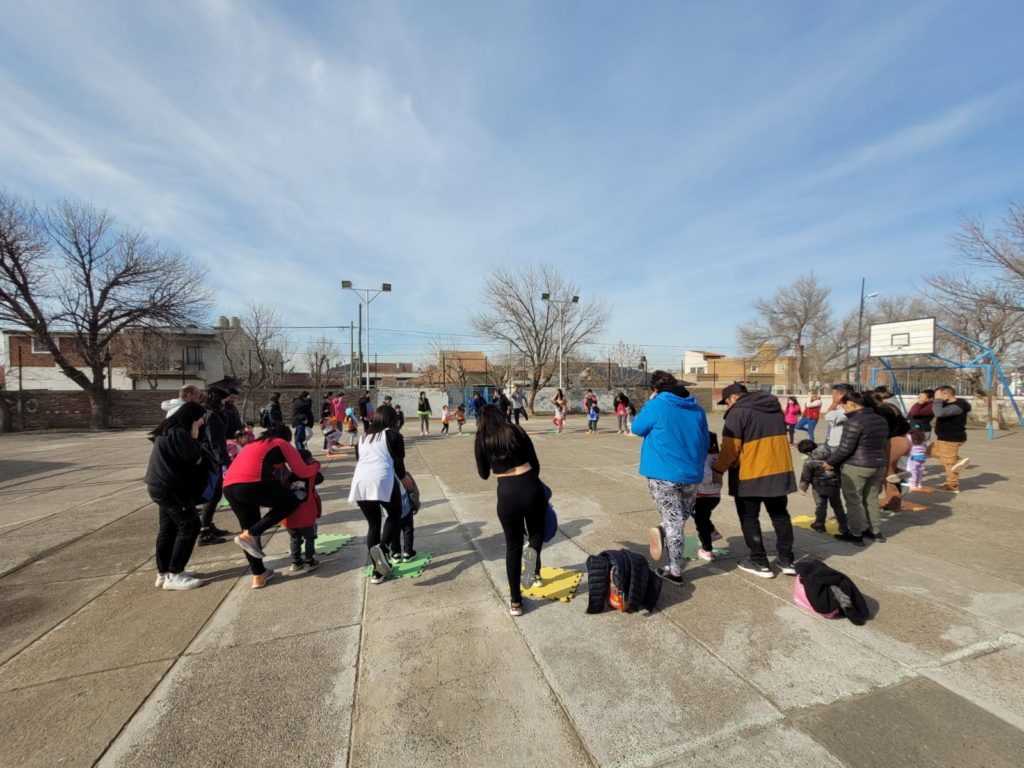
[1,418,1023,768]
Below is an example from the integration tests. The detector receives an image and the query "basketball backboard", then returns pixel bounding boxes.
[868,317,935,357]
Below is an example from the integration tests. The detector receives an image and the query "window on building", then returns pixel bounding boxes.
[775,364,786,374]
[184,346,205,370]
[31,337,50,354]
[749,364,759,373]
[688,366,706,375]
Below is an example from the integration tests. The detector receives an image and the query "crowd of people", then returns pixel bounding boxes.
[145,377,975,612]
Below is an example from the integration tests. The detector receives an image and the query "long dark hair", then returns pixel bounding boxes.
[475,404,521,460]
[149,402,206,441]
[205,386,228,411]
[788,396,799,406]
[364,404,399,442]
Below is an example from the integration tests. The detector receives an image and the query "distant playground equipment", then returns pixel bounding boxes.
[868,317,1023,439]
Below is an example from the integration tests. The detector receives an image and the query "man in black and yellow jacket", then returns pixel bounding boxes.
[712,383,797,579]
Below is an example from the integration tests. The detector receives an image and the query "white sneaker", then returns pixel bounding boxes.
[951,457,971,473]
[162,572,203,590]
[155,570,198,588]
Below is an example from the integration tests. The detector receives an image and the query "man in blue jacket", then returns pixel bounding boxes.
[631,371,709,584]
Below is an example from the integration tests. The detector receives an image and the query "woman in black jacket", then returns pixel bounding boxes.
[144,402,209,590]
[199,386,231,545]
[823,391,889,545]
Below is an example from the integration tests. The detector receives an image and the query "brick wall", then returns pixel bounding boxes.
[3,389,172,431]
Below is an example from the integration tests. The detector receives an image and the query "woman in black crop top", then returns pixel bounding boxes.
[475,405,547,616]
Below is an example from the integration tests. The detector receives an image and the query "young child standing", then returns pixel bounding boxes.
[440,404,451,435]
[455,404,467,435]
[284,449,323,572]
[693,432,724,560]
[797,439,848,534]
[394,476,421,561]
[906,427,930,490]
[615,400,629,434]
[587,402,599,434]
[344,407,360,446]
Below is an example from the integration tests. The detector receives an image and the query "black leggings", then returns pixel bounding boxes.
[224,481,301,575]
[496,471,547,602]
[692,496,720,552]
[356,479,403,561]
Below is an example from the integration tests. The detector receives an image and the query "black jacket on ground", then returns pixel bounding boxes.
[586,549,661,613]
[144,426,208,508]
[794,559,870,625]
[825,408,888,469]
[934,398,972,442]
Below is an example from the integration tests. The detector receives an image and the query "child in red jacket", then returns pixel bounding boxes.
[284,449,324,572]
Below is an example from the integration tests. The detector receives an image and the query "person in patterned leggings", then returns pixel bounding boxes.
[629,371,710,584]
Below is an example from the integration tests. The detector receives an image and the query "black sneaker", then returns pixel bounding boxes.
[304,557,320,570]
[288,561,305,573]
[198,531,226,546]
[862,530,886,543]
[810,523,827,533]
[655,566,684,584]
[401,550,417,562]
[207,524,232,537]
[776,560,797,576]
[737,560,775,579]
[833,531,865,546]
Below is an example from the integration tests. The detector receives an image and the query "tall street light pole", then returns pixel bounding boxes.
[854,278,879,388]
[541,292,579,391]
[341,281,392,390]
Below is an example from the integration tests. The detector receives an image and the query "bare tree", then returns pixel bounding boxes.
[469,264,610,410]
[0,193,212,428]
[304,335,341,400]
[218,301,290,414]
[738,272,831,391]
[119,328,176,389]
[605,340,646,385]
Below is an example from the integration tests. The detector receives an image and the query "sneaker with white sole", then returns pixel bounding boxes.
[777,560,797,576]
[696,548,715,562]
[251,569,275,589]
[655,566,684,584]
[370,571,386,584]
[737,560,775,579]
[885,472,907,484]
[155,570,199,588]
[368,545,392,580]
[234,532,265,559]
[951,457,971,473]
[162,572,203,590]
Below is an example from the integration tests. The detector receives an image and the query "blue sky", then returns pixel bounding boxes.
[2,0,1022,370]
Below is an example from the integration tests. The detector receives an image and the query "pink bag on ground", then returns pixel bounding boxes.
[792,575,839,618]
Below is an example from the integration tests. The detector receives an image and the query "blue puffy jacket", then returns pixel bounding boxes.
[630,389,709,484]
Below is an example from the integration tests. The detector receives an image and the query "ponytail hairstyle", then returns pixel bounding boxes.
[204,386,228,411]
[909,426,927,445]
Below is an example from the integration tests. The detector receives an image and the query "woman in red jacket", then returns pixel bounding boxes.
[223,425,321,589]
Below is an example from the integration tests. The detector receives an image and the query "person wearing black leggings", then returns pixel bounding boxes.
[348,405,414,582]
[475,404,548,617]
[223,424,321,589]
